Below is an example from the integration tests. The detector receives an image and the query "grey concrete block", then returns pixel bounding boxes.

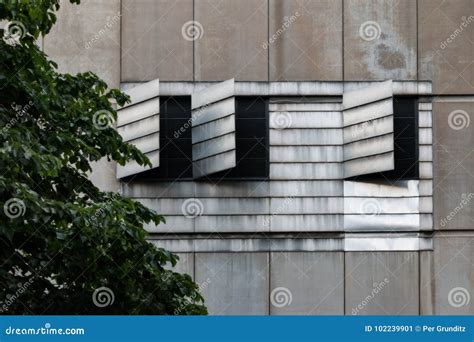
[194,0,268,81]
[418,0,474,94]
[270,252,344,315]
[121,0,193,81]
[137,197,269,216]
[194,215,270,233]
[269,0,343,81]
[195,253,269,315]
[433,100,474,230]
[420,251,435,315]
[269,214,343,232]
[122,181,196,198]
[44,0,121,87]
[432,233,474,314]
[144,216,194,233]
[89,158,120,192]
[345,252,419,315]
[44,0,122,191]
[344,0,417,80]
[271,145,343,162]
[270,163,343,180]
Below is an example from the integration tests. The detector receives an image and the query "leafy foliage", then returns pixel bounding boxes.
[0,0,206,314]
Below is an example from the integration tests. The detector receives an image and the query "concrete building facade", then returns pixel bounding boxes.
[44,0,474,315]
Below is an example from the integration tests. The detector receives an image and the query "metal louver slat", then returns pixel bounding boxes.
[116,79,160,178]
[191,79,236,178]
[342,80,395,178]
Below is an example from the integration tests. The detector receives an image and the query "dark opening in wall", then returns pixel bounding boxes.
[208,96,269,180]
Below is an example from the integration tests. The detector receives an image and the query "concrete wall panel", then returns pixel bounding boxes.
[432,233,474,314]
[195,253,269,315]
[270,252,344,315]
[121,0,193,81]
[45,0,121,87]
[345,252,419,315]
[194,0,268,81]
[344,0,417,80]
[144,216,194,233]
[269,0,343,81]
[44,0,121,191]
[433,100,474,230]
[420,251,435,314]
[418,0,474,94]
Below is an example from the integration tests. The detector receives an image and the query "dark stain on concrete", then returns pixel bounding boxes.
[377,43,406,70]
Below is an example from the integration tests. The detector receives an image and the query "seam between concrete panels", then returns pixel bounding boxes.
[342,0,345,82]
[193,0,195,82]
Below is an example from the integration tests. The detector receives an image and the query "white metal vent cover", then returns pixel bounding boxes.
[191,79,237,178]
[116,79,160,178]
[342,80,395,178]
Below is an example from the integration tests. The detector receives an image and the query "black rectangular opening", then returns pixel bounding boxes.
[205,96,269,181]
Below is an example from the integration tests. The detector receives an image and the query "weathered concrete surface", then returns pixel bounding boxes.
[194,0,268,81]
[345,252,419,315]
[420,251,435,314]
[269,0,342,81]
[433,100,474,230]
[121,0,193,81]
[195,253,269,315]
[44,0,121,87]
[431,233,474,314]
[88,159,120,193]
[44,0,121,191]
[418,0,474,94]
[270,252,344,315]
[344,0,417,80]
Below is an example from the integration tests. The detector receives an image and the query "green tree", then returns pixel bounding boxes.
[0,0,206,315]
